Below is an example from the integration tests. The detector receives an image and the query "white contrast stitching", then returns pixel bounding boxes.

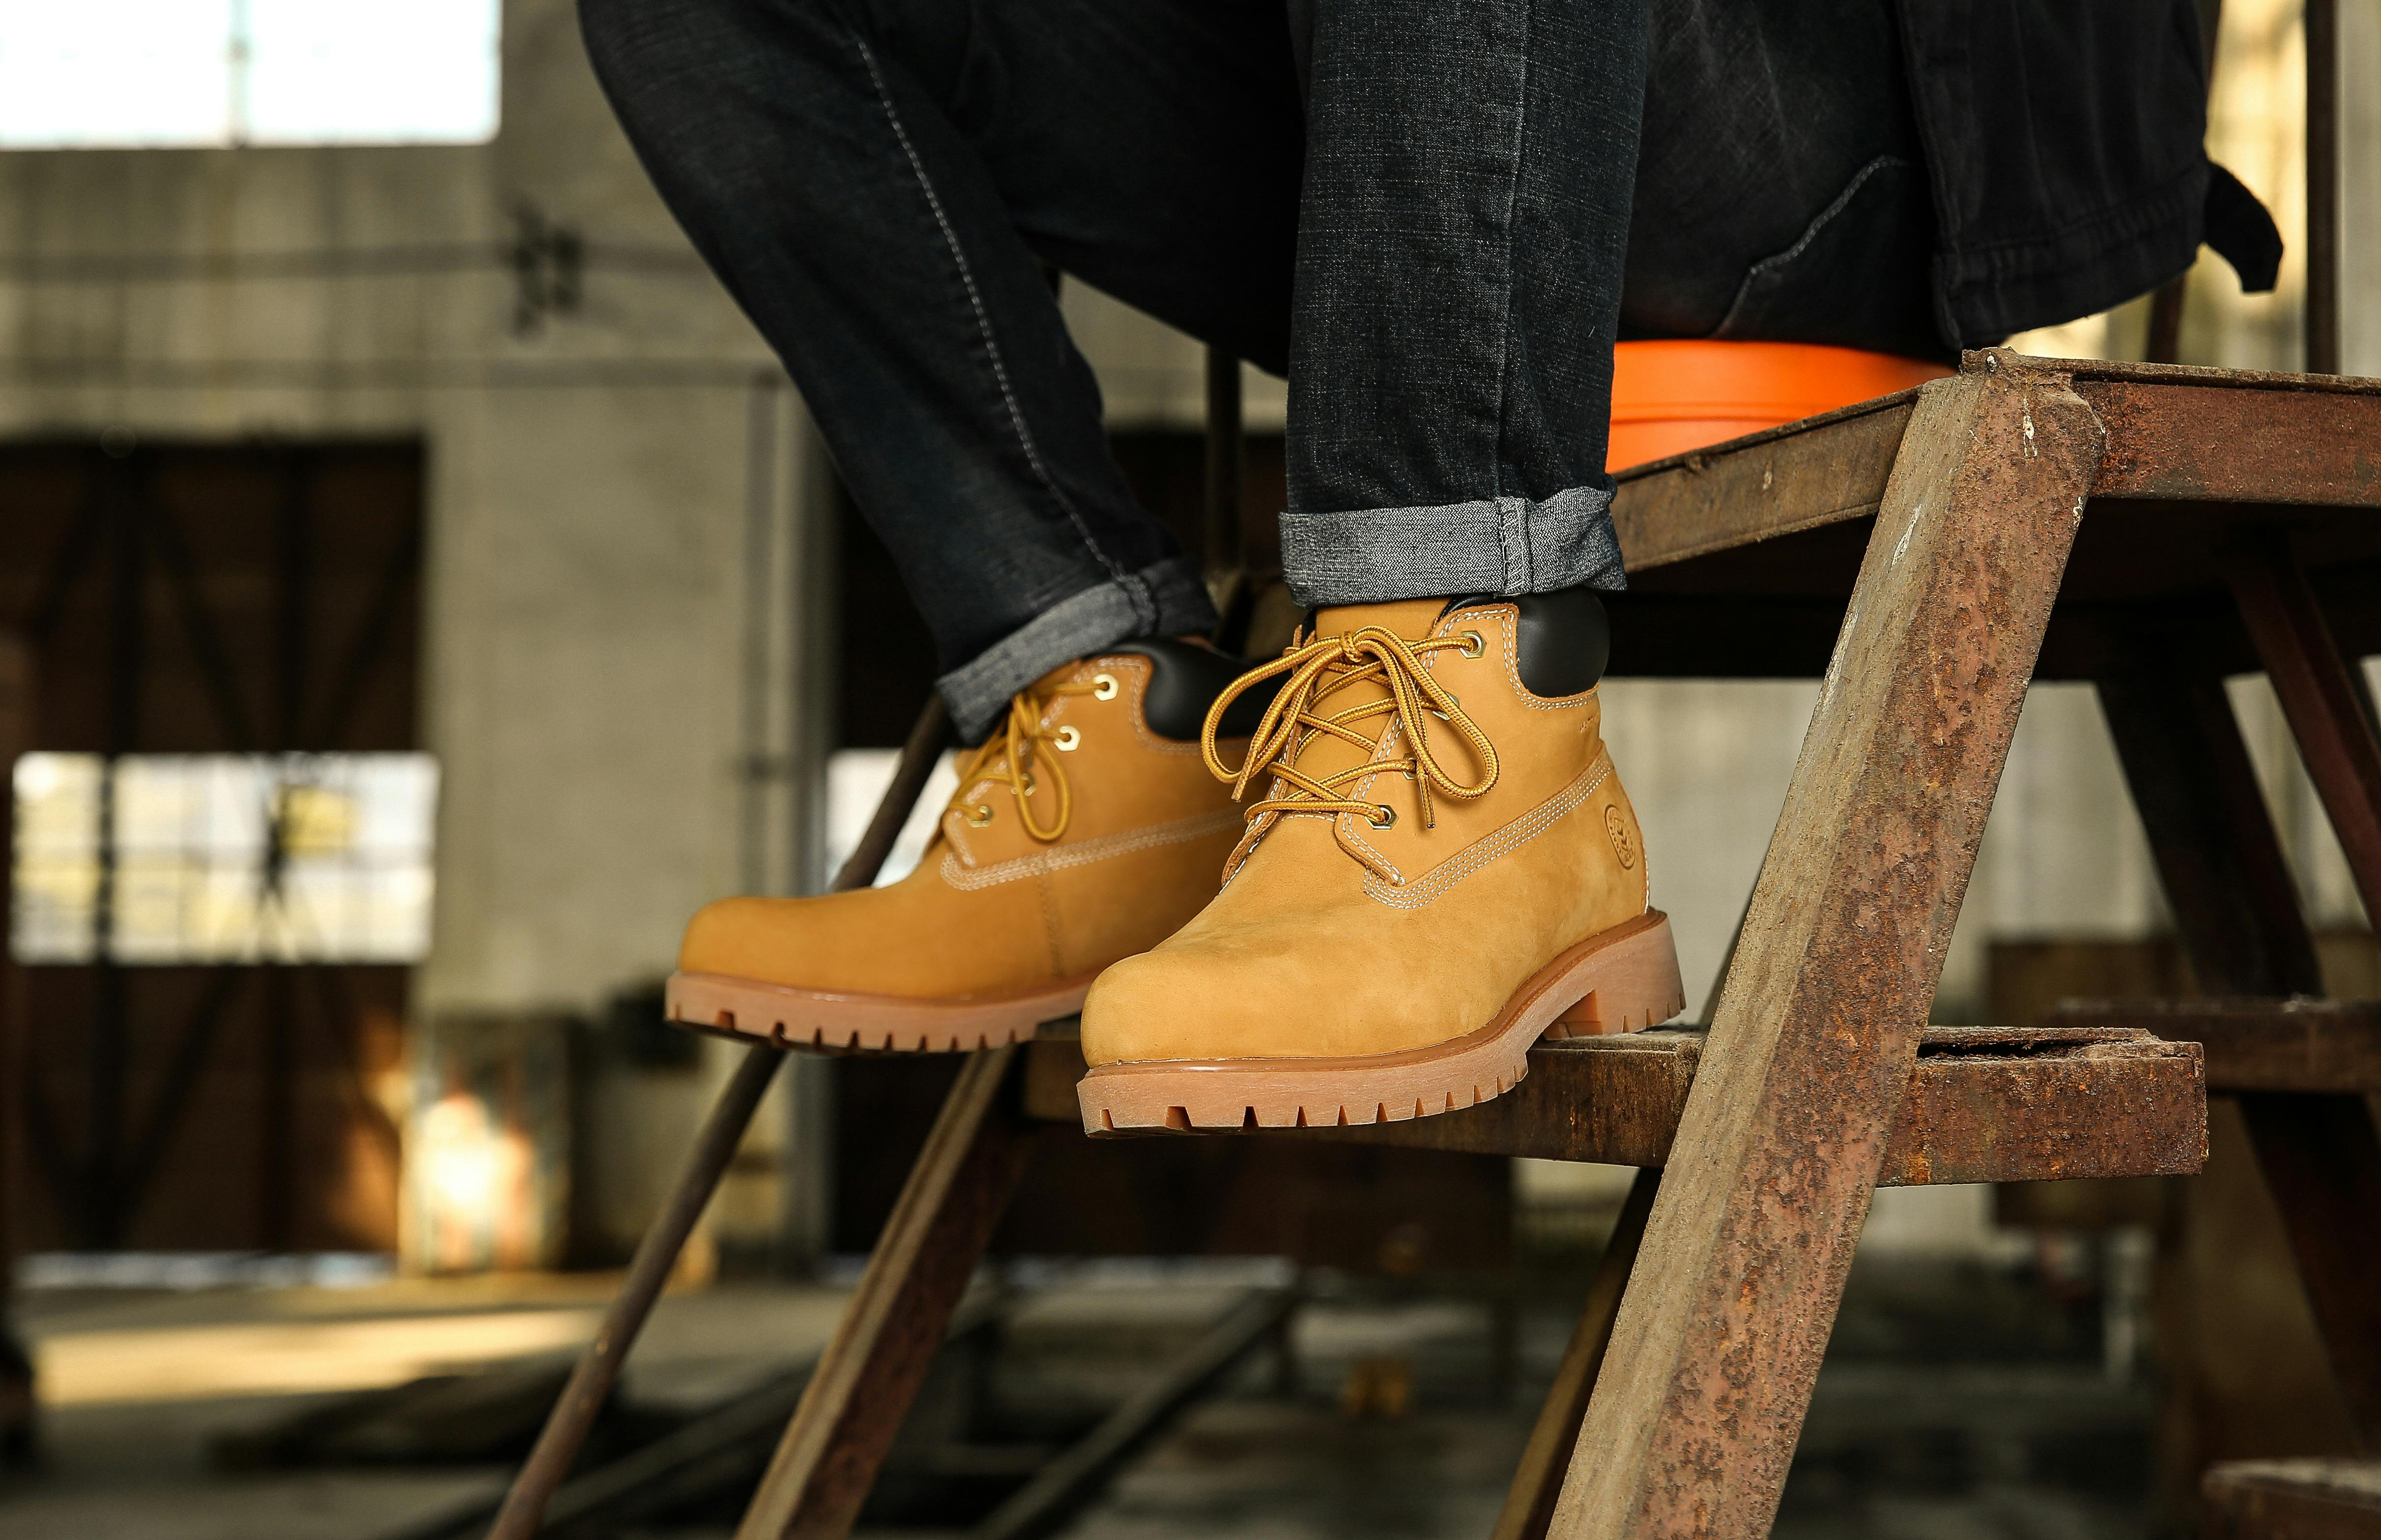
[1098,658,1200,758]
[1490,0,1535,532]
[1472,604,1593,711]
[1362,754,1611,910]
[848,31,1150,624]
[939,808,1243,891]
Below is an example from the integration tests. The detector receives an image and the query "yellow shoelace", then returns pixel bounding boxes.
[948,675,1105,842]
[1200,624,1499,832]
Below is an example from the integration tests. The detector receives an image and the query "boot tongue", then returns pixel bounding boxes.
[1310,597,1447,643]
[1273,598,1452,805]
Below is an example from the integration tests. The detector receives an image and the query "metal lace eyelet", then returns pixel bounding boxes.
[1019,772,1037,795]
[1053,726,1081,752]
[1091,672,1119,701]
[966,804,995,828]
[1368,805,1397,829]
[1458,629,1485,658]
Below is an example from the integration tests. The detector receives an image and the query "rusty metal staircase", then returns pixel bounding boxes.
[484,11,2381,1534]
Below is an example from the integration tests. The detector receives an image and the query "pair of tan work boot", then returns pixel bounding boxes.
[669,589,1685,1132]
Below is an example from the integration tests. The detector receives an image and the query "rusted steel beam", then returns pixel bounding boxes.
[1491,1170,1661,1540]
[2095,669,2324,998]
[1881,1030,2208,1185]
[489,697,952,1540]
[2057,357,2381,394]
[2236,1095,2381,1451]
[1610,394,1914,572]
[2078,381,2381,507]
[2145,277,2190,368]
[2144,0,2224,368]
[2203,1458,2381,1537]
[1609,364,2381,589]
[2047,1000,2381,1095]
[1613,372,2381,572]
[2097,648,2381,1451]
[1554,353,2101,1540]
[2307,0,2341,376]
[734,1045,1037,1540]
[1022,1026,2203,1185]
[2231,540,2381,923]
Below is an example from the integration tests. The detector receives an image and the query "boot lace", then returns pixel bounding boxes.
[1199,625,1498,832]
[948,675,1107,843]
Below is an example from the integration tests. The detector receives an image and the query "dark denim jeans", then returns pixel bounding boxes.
[581,0,1935,738]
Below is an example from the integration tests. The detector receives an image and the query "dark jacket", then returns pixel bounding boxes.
[1899,0,2279,345]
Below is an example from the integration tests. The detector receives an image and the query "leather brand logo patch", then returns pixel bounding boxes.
[1604,806,1637,869]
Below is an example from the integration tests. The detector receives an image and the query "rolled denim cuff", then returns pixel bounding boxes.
[1279,484,1626,608]
[938,557,1219,740]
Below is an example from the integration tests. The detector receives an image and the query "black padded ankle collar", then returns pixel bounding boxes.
[1108,638,1278,740]
[1441,585,1610,698]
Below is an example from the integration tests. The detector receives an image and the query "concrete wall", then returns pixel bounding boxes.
[0,0,809,1268]
[0,0,793,1013]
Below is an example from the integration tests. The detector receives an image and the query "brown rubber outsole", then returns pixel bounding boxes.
[1076,910,1684,1134]
[665,970,1097,1054]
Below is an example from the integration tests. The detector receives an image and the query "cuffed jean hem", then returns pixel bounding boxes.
[937,557,1220,740]
[1279,485,1627,608]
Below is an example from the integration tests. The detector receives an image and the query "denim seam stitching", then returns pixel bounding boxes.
[1098,660,1202,758]
[1716,154,1913,336]
[1478,603,1591,711]
[1489,0,1536,567]
[847,29,1152,629]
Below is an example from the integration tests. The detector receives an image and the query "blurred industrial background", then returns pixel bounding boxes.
[0,1,2379,1537]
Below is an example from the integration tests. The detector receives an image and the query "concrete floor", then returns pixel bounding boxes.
[0,1273,845,1540]
[0,1255,2155,1540]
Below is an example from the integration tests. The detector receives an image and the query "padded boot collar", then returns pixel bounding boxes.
[1442,585,1609,698]
[1110,637,1279,740]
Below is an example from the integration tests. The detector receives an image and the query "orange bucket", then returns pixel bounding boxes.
[1607,340,1950,472]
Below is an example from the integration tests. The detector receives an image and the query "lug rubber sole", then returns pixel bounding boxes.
[1076,910,1684,1134]
[665,970,1096,1054]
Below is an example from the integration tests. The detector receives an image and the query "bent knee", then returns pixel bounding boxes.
[578,0,832,99]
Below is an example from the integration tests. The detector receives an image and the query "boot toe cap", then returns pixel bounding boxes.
[677,895,807,983]
[1080,950,1226,1066]
[1081,931,1471,1066]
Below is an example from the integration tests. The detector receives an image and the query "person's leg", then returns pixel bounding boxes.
[1078,0,1686,1131]
[1272,0,1938,615]
[585,0,1309,1051]
[577,0,1301,740]
[1078,0,1942,1129]
[1277,0,1649,610]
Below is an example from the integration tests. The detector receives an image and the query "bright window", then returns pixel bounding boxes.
[11,753,439,965]
[824,749,961,889]
[0,1,501,149]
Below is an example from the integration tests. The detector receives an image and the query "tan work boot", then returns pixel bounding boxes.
[667,640,1259,1052]
[1077,588,1683,1130]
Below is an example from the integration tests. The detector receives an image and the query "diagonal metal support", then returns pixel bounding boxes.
[487,696,952,1540]
[2230,537,2381,923]
[1492,1169,1660,1540]
[731,1043,1037,1540]
[2195,544,2381,1449]
[1553,355,2102,1538]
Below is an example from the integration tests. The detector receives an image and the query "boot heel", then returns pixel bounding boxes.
[1543,911,1686,1038]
